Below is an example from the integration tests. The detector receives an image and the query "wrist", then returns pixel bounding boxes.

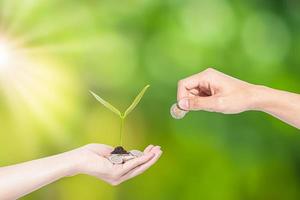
[248,84,276,112]
[58,150,84,177]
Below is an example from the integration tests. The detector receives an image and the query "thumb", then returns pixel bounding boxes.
[178,97,216,111]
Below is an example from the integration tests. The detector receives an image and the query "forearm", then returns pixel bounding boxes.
[251,85,300,129]
[0,151,79,199]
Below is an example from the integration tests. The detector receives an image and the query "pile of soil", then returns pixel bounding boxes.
[111,146,129,154]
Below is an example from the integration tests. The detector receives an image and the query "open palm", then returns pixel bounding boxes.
[76,144,162,186]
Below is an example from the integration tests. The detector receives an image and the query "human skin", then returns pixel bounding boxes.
[0,144,162,199]
[177,68,300,129]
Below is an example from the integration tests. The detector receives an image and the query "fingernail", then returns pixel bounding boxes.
[178,99,189,110]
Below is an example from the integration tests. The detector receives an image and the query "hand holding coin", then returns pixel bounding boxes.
[108,146,145,164]
[170,103,189,119]
[76,144,162,186]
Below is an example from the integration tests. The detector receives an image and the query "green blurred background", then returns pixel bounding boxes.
[0,0,300,199]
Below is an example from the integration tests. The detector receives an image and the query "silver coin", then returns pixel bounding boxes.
[108,155,123,164]
[170,103,188,119]
[129,150,144,158]
[122,154,135,161]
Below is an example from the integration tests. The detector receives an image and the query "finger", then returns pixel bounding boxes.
[144,145,154,154]
[177,72,204,101]
[177,80,190,102]
[189,89,200,96]
[118,152,162,185]
[177,68,219,101]
[119,147,163,183]
[123,146,162,178]
[178,97,216,111]
[118,152,155,176]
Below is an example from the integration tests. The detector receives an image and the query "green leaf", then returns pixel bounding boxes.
[124,85,150,118]
[90,91,121,117]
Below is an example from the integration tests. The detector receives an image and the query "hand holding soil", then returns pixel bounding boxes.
[88,85,163,184]
[108,146,145,164]
[75,144,162,186]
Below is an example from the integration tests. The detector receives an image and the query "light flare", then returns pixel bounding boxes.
[0,33,79,143]
[0,37,14,71]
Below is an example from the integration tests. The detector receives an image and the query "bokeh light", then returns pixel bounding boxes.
[181,0,236,47]
[242,12,291,67]
[0,37,12,68]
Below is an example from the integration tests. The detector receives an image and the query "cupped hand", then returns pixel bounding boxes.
[71,144,162,186]
[177,68,257,114]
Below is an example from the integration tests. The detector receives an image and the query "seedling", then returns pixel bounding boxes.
[90,85,150,154]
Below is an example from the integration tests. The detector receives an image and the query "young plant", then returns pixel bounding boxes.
[90,85,150,148]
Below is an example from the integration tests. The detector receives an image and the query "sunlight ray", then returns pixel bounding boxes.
[4,0,41,36]
[14,62,75,116]
[0,34,77,142]
[10,9,93,45]
[0,0,20,32]
[19,40,95,55]
[12,75,68,141]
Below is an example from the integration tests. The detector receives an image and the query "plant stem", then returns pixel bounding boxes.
[119,117,125,146]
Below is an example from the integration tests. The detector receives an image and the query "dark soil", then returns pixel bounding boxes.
[111,146,129,154]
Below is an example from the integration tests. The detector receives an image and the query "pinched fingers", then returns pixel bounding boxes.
[178,96,218,111]
[177,68,219,102]
[177,72,206,101]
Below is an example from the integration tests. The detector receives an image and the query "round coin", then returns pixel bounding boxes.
[109,155,123,164]
[122,154,135,162]
[129,150,144,158]
[170,103,188,119]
